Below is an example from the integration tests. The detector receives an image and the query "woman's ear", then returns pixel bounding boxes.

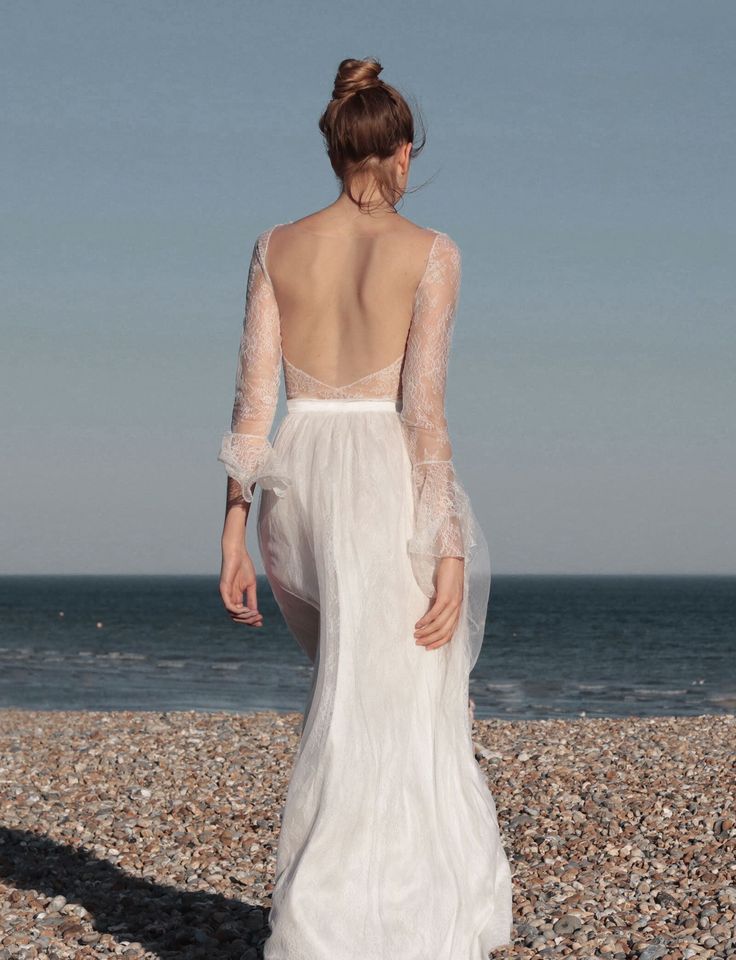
[398,141,412,175]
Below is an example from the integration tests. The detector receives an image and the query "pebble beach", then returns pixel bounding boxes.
[0,709,733,960]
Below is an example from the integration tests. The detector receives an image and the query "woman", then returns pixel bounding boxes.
[218,57,513,959]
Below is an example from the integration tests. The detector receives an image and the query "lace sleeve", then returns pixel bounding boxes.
[400,231,491,669]
[400,232,466,559]
[217,228,291,504]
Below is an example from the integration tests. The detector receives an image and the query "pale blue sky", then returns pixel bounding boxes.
[2,1,734,575]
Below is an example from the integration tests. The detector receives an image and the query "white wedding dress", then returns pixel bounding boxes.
[218,221,513,959]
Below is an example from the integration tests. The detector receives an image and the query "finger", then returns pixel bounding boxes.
[221,584,245,615]
[415,605,457,645]
[424,612,460,650]
[415,598,442,630]
[425,617,459,648]
[230,610,263,625]
[220,576,242,612]
[245,581,259,615]
[415,599,459,639]
[414,598,447,634]
[233,606,261,620]
[425,633,453,650]
[230,580,245,610]
[233,607,261,620]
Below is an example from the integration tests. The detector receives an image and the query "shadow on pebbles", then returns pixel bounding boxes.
[0,709,733,959]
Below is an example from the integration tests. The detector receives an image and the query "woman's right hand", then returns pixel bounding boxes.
[219,546,264,627]
[413,556,464,651]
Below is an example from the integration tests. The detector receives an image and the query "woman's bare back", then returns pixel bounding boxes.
[266,210,438,389]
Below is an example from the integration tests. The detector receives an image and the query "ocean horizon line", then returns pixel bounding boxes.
[2,571,735,579]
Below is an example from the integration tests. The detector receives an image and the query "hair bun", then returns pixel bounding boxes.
[332,57,383,100]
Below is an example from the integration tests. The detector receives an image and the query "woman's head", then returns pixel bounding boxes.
[318,57,426,213]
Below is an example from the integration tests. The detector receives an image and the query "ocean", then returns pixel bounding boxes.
[0,575,733,720]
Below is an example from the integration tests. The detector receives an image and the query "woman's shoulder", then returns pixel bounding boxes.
[255,221,291,247]
[417,228,461,277]
[391,215,459,246]
[377,219,462,277]
[407,222,461,264]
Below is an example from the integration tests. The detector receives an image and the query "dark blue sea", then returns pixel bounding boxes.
[0,575,734,720]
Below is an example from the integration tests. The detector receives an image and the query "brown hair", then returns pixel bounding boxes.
[318,57,427,213]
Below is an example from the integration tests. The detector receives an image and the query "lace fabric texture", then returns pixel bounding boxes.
[217,231,293,504]
[282,352,404,399]
[218,225,489,667]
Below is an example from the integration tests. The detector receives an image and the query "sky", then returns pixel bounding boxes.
[2,1,734,575]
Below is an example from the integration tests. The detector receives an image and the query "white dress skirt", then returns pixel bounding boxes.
[256,397,513,960]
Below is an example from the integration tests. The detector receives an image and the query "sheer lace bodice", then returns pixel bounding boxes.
[282,352,404,400]
[218,220,473,592]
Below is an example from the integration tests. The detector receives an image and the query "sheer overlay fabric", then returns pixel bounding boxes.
[217,222,512,958]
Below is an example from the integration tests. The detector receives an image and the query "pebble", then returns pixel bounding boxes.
[0,709,734,958]
[639,946,669,960]
[552,914,582,935]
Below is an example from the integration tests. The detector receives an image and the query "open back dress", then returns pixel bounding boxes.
[217,220,513,959]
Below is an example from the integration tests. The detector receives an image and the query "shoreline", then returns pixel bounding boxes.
[1,710,733,959]
[2,703,734,722]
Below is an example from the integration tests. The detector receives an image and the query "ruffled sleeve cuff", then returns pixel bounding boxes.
[407,460,477,597]
[217,432,292,504]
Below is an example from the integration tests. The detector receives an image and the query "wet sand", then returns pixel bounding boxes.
[0,709,733,959]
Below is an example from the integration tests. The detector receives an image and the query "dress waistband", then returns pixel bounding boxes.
[286,398,401,414]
